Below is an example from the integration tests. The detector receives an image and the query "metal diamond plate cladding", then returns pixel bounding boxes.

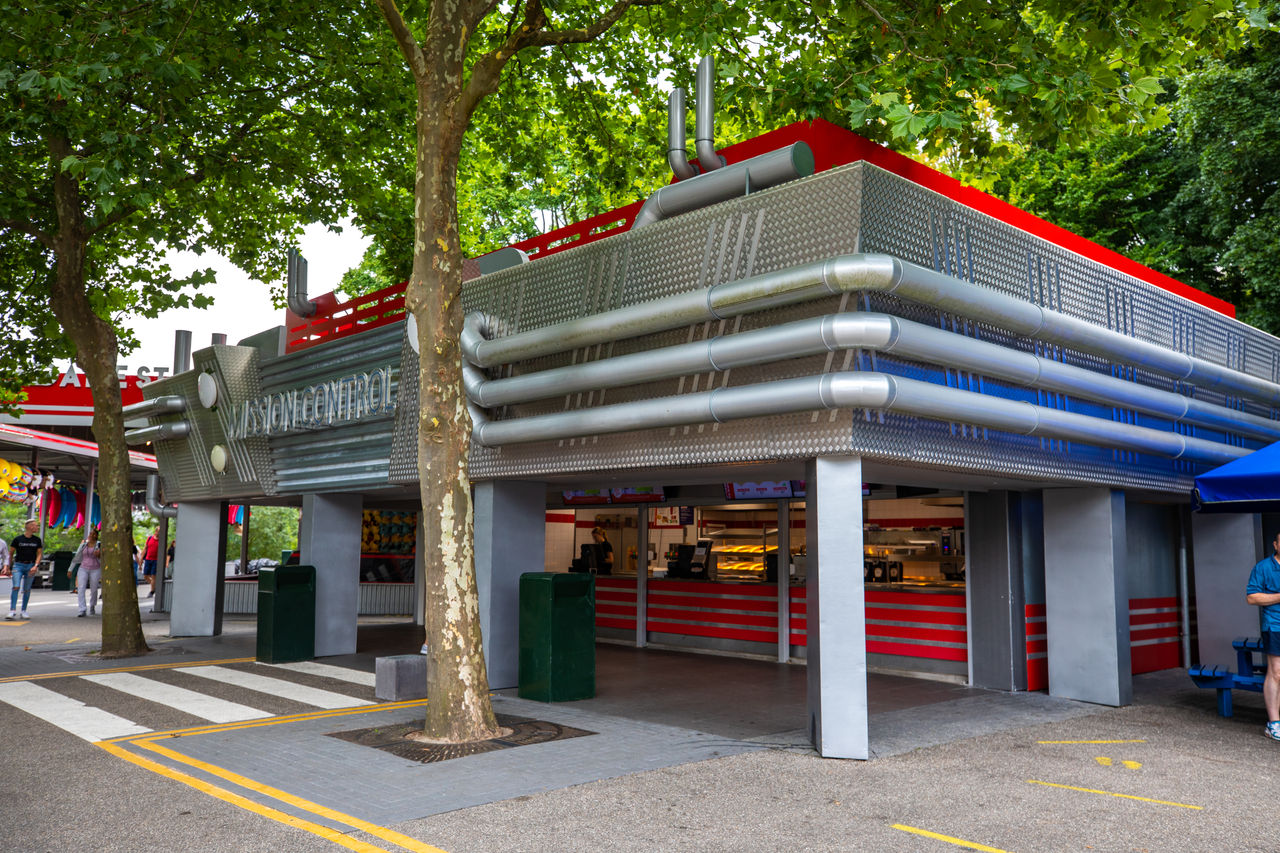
[143,346,275,502]
[436,163,1280,492]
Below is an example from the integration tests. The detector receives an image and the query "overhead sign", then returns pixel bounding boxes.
[228,366,397,439]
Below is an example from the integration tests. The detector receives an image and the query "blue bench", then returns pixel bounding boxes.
[1189,637,1268,717]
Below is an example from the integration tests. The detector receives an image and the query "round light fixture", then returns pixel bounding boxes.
[210,444,228,473]
[197,372,218,408]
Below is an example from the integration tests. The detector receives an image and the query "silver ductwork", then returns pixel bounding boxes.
[121,395,187,420]
[638,55,811,228]
[667,88,697,181]
[287,248,315,317]
[466,371,1248,464]
[633,143,814,230]
[460,253,1280,408]
[462,312,1280,442]
[694,56,722,173]
[124,421,191,445]
[145,474,178,519]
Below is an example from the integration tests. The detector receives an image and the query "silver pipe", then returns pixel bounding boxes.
[632,142,814,230]
[121,395,187,420]
[212,333,227,346]
[462,253,1280,408]
[695,56,722,172]
[667,88,697,181]
[173,330,192,374]
[463,313,1280,441]
[145,474,178,519]
[124,421,190,445]
[468,371,1248,465]
[287,248,316,317]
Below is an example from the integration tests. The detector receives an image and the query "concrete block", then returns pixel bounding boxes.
[376,654,427,701]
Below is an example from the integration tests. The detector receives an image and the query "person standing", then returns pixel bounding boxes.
[76,529,103,617]
[590,526,614,573]
[142,529,159,598]
[7,518,43,620]
[1246,531,1280,742]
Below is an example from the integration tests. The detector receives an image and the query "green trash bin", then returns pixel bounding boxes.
[518,572,595,702]
[50,551,75,591]
[256,565,316,663]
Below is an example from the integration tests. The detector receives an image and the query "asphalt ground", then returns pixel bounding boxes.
[1,586,1274,853]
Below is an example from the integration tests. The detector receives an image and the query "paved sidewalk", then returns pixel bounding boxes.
[3,590,1271,852]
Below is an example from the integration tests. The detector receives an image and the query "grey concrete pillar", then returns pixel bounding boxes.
[474,480,546,690]
[170,501,227,637]
[805,456,868,759]
[967,491,1026,691]
[776,499,791,663]
[1043,488,1131,706]
[300,493,362,657]
[1191,512,1263,669]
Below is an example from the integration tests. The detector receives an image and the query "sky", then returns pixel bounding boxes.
[111,220,371,376]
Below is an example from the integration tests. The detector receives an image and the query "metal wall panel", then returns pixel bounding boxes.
[446,163,1280,491]
[145,346,275,503]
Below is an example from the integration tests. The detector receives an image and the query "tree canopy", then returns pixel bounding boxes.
[990,5,1280,331]
[0,0,408,655]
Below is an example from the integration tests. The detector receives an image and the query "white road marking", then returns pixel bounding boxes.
[0,681,150,742]
[81,672,271,723]
[257,661,376,687]
[175,665,373,709]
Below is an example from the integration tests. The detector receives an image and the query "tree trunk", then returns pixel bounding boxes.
[413,77,503,742]
[46,133,149,659]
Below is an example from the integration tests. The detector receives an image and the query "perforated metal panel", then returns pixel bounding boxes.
[450,163,1280,492]
[144,345,275,502]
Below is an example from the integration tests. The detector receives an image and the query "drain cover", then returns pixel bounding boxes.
[327,714,595,764]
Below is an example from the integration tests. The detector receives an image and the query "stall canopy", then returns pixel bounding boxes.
[1193,440,1280,513]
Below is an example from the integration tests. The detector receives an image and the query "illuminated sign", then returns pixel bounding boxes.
[229,366,397,439]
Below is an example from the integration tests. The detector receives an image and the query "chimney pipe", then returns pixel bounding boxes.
[173,330,192,374]
[287,248,316,317]
[695,56,723,172]
[667,88,697,180]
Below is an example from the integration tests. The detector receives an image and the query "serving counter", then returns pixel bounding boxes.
[595,576,968,677]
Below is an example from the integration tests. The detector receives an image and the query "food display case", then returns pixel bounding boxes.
[863,526,964,585]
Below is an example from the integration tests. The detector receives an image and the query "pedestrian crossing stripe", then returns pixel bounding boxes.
[81,671,271,723]
[0,681,151,742]
[175,665,375,709]
[260,660,377,687]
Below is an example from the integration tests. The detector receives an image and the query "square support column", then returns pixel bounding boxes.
[170,501,227,638]
[806,456,868,759]
[474,480,547,690]
[1191,512,1263,668]
[300,493,362,658]
[1043,488,1131,706]
[967,491,1026,691]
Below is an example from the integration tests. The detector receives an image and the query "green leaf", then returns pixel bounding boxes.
[1133,77,1165,96]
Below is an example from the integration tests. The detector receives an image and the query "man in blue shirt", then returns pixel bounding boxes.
[1246,532,1280,741]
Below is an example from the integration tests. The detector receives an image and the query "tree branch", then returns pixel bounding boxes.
[0,218,54,250]
[458,0,662,123]
[373,0,428,80]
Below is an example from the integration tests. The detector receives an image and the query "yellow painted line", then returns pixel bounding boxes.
[135,738,448,853]
[103,698,428,743]
[891,824,1010,852]
[1095,756,1112,766]
[1037,739,1146,744]
[1122,760,1142,770]
[0,656,255,683]
[0,622,28,628]
[1026,780,1201,810]
[96,740,392,852]
[65,637,81,643]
